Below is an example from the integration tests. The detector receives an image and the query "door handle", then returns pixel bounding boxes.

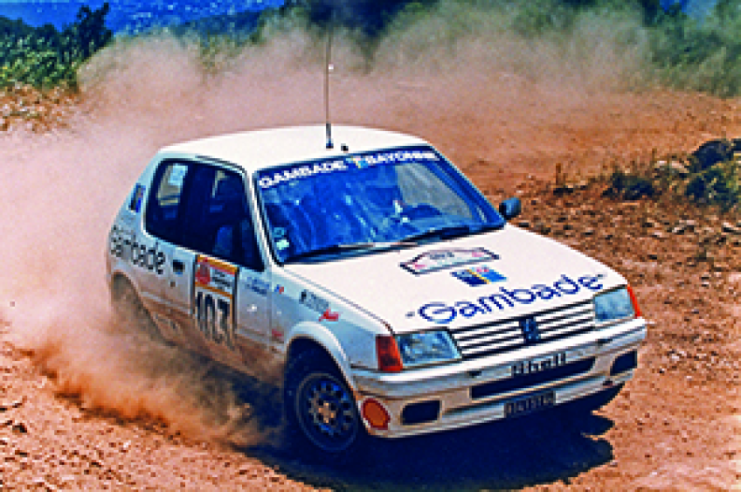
[172,259,185,274]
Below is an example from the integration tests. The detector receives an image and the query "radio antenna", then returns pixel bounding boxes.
[324,18,334,150]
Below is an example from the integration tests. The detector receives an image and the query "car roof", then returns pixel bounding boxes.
[158,125,430,173]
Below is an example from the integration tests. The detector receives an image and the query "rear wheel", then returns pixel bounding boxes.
[111,278,163,341]
[284,348,366,461]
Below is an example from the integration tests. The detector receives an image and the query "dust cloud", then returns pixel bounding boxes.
[0,1,653,444]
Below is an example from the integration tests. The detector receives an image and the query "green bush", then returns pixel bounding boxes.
[604,168,656,200]
[5,0,741,99]
[685,160,741,211]
[268,0,741,98]
[0,4,112,91]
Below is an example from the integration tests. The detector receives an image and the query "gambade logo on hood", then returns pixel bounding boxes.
[419,273,605,324]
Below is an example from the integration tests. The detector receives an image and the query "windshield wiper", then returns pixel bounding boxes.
[401,223,502,244]
[400,225,473,244]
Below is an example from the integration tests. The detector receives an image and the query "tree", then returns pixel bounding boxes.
[282,0,438,37]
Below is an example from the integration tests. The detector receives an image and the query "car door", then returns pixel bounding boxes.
[159,162,271,370]
[141,160,191,338]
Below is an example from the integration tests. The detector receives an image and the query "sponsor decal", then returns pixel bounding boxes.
[271,328,285,342]
[402,248,498,275]
[346,156,370,169]
[419,273,605,324]
[299,290,340,322]
[319,309,340,322]
[195,262,211,285]
[512,352,567,377]
[452,265,506,286]
[346,149,439,169]
[258,160,348,189]
[194,256,237,295]
[128,184,145,213]
[109,225,166,275]
[257,147,441,189]
[299,290,329,314]
[244,276,269,297]
[193,256,238,349]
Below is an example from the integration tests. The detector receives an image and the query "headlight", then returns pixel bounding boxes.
[594,287,635,325]
[396,330,461,368]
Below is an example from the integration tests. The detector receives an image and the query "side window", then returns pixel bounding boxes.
[146,161,264,271]
[207,170,264,271]
[145,162,189,244]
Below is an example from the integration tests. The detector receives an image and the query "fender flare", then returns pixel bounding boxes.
[285,322,358,392]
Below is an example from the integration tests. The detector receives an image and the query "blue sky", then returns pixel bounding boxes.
[0,0,284,30]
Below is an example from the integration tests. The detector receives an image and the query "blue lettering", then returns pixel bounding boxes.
[417,272,605,324]
[478,293,515,312]
[531,284,562,300]
[457,301,487,318]
[553,275,580,295]
[501,287,537,304]
[578,275,603,291]
[419,303,456,324]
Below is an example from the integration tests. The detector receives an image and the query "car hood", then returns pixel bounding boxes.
[285,226,626,333]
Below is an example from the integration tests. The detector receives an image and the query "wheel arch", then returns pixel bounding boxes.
[285,325,356,392]
[110,271,139,300]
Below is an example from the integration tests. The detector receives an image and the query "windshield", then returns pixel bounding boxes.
[256,146,504,263]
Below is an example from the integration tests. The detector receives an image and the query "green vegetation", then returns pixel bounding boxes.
[0,4,112,91]
[259,0,741,98]
[3,0,741,99]
[600,139,741,212]
[649,0,741,97]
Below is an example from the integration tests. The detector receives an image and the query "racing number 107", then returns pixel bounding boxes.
[194,291,234,349]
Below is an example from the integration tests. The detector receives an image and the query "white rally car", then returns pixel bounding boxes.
[106,125,646,458]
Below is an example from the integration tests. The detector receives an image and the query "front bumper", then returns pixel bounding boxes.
[352,318,646,439]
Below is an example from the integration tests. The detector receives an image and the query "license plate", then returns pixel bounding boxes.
[504,390,556,418]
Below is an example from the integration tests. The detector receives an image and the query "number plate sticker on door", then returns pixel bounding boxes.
[503,390,556,418]
[193,255,237,349]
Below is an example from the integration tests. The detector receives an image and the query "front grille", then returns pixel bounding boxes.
[451,300,595,360]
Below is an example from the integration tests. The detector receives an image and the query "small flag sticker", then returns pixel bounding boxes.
[452,265,506,286]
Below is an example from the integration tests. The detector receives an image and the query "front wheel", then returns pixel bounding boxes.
[284,348,366,461]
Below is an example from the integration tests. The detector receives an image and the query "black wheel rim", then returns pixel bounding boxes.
[295,372,359,453]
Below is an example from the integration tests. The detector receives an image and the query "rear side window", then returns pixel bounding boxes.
[128,184,146,213]
[145,162,189,244]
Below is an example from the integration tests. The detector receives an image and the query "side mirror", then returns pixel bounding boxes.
[498,197,522,221]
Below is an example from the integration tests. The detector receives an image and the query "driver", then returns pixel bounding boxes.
[347,165,414,239]
[354,164,404,216]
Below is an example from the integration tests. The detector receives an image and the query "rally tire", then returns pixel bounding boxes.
[111,277,164,342]
[283,348,366,462]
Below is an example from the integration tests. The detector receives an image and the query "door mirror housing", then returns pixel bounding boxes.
[498,197,522,221]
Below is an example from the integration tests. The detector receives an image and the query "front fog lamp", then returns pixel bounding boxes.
[396,331,461,368]
[594,287,635,325]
